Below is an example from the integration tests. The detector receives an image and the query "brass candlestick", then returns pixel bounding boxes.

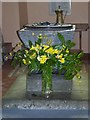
[55,6,65,25]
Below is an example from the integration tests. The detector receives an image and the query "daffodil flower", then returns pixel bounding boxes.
[24,54,27,57]
[45,47,54,54]
[46,39,52,45]
[37,34,43,39]
[62,45,66,49]
[76,74,81,79]
[22,59,27,65]
[66,49,69,54]
[36,44,42,50]
[53,49,59,54]
[56,54,63,59]
[42,45,49,50]
[28,61,31,64]
[30,44,41,52]
[25,50,29,54]
[30,45,35,50]
[37,55,48,64]
[37,55,40,61]
[59,58,65,63]
[30,53,36,59]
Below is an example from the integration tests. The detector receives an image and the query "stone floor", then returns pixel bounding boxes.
[2,60,89,100]
[2,60,17,96]
[2,59,89,118]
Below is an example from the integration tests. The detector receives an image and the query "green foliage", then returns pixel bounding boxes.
[57,32,75,49]
[65,40,75,49]
[12,33,84,80]
[29,40,33,48]
[57,32,65,45]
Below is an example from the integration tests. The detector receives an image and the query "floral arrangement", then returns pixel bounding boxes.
[6,32,84,95]
[11,33,83,79]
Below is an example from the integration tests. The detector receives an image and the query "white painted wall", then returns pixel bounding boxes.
[27,2,88,52]
[2,2,89,53]
[2,2,20,47]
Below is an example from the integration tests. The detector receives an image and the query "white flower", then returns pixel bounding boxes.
[37,56,40,61]
[24,54,27,57]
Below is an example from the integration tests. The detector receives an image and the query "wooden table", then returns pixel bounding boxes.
[74,23,89,50]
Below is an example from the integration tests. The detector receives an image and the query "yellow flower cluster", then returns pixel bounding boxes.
[22,59,27,65]
[22,59,31,65]
[42,45,49,50]
[37,55,48,64]
[36,34,43,39]
[66,49,69,54]
[45,47,59,54]
[30,53,36,59]
[59,58,65,63]
[5,42,23,61]
[56,54,65,63]
[25,50,29,54]
[30,44,42,52]
[29,43,66,64]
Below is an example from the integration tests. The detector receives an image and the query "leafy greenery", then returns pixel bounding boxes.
[12,33,84,80]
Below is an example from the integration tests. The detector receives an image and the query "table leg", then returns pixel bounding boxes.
[79,31,82,50]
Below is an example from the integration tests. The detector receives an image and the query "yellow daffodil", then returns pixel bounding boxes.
[46,39,52,45]
[56,54,63,59]
[37,55,48,64]
[45,47,54,54]
[28,61,31,64]
[30,53,36,59]
[37,55,40,61]
[62,45,66,49]
[39,36,43,39]
[59,54,63,58]
[24,54,27,58]
[76,74,81,79]
[59,58,65,63]
[56,55,60,59]
[53,49,59,54]
[30,44,41,52]
[66,49,69,54]
[36,44,42,50]
[30,45,35,50]
[25,50,29,54]
[37,34,43,39]
[42,45,49,50]
[57,50,62,54]
[39,34,42,36]
[22,59,27,65]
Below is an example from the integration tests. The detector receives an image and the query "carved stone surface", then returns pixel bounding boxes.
[18,25,75,48]
[26,74,72,99]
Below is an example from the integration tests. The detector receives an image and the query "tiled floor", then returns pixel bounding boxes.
[2,59,89,98]
[2,60,16,96]
[2,59,89,119]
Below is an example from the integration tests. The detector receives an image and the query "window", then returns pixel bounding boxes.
[49,0,71,15]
